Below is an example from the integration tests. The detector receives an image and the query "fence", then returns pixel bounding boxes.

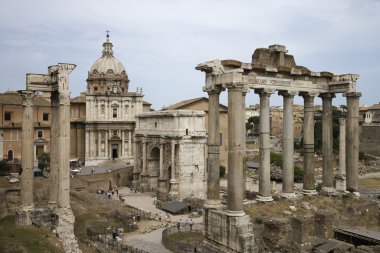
[162,224,204,253]
[124,204,153,220]
[87,227,150,253]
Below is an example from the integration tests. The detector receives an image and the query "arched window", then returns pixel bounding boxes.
[113,108,117,118]
[7,150,13,161]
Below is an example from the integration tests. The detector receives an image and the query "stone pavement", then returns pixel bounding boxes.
[114,187,202,253]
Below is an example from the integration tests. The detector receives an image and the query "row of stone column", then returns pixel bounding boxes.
[85,129,133,159]
[205,86,361,216]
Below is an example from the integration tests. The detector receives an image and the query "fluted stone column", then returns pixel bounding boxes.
[339,118,346,173]
[132,139,139,185]
[142,139,147,176]
[19,91,35,219]
[57,90,71,209]
[301,92,317,193]
[49,91,59,206]
[128,131,132,157]
[121,130,125,157]
[169,140,178,195]
[344,92,361,192]
[205,87,222,208]
[105,130,109,158]
[159,142,164,179]
[321,93,335,189]
[226,83,245,215]
[255,89,273,202]
[279,91,297,196]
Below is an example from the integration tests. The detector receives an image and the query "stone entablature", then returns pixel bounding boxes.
[134,110,207,201]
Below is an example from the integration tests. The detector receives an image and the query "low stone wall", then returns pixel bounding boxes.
[0,187,20,218]
[71,166,133,191]
[162,224,203,253]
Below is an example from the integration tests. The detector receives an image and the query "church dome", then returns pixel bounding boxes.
[89,35,126,76]
[87,33,130,95]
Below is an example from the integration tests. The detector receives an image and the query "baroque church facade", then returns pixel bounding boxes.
[70,34,151,166]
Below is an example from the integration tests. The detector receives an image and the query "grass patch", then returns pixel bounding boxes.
[0,215,62,253]
[168,231,203,244]
[359,178,380,189]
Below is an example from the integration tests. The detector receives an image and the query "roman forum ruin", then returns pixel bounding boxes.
[196,45,360,252]
[16,63,81,253]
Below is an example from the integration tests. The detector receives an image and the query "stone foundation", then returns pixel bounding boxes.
[15,208,33,227]
[199,208,254,253]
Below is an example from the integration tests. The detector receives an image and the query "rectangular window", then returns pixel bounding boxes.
[4,112,11,121]
[37,130,43,138]
[43,113,49,121]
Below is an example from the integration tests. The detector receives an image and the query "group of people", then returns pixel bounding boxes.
[176,219,194,231]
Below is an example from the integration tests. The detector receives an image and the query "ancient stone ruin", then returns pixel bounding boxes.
[16,63,81,253]
[196,45,361,252]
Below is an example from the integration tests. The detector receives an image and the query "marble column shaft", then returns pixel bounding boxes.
[339,118,346,173]
[344,92,361,192]
[128,131,132,156]
[227,84,245,214]
[280,91,296,194]
[20,91,35,209]
[142,140,147,176]
[57,91,71,208]
[302,93,316,191]
[49,91,59,205]
[256,89,272,198]
[321,93,335,188]
[159,142,164,179]
[170,141,176,180]
[206,88,221,207]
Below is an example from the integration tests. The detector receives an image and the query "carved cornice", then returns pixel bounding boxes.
[343,92,362,98]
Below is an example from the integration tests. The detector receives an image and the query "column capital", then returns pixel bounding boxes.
[300,91,319,98]
[319,93,336,99]
[58,90,71,105]
[278,90,298,97]
[339,118,346,125]
[254,88,274,96]
[343,92,362,98]
[18,90,35,107]
[204,86,224,94]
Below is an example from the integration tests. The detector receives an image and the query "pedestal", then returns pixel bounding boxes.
[200,208,254,253]
[15,207,33,227]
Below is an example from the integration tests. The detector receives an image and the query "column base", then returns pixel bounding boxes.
[225,210,246,217]
[204,199,223,210]
[281,192,297,199]
[256,195,273,202]
[321,187,336,196]
[302,189,318,195]
[15,206,34,227]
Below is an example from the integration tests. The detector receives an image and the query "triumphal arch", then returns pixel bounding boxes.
[196,45,360,252]
[16,63,81,252]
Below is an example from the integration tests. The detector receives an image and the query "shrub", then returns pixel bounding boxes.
[0,160,11,176]
[294,165,303,182]
[359,152,365,161]
[219,166,226,178]
[270,152,282,168]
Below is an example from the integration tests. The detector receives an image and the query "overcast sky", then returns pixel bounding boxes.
[0,0,379,109]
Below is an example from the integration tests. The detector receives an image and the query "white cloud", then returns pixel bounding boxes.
[0,0,379,108]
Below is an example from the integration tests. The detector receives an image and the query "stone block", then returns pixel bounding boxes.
[291,215,314,249]
[315,210,337,239]
[263,217,291,251]
[203,209,254,252]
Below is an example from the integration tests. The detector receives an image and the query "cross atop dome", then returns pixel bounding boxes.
[102,30,113,56]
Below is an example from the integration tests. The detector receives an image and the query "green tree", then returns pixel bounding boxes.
[219,165,226,178]
[0,160,11,176]
[314,106,344,154]
[246,116,260,133]
[37,153,50,173]
[270,152,282,168]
